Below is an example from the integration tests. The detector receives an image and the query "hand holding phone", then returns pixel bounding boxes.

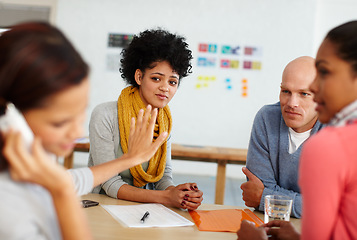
[0,103,34,151]
[0,103,73,195]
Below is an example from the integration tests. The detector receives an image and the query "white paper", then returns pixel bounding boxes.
[102,204,194,228]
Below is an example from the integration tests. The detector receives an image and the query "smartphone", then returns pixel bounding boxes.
[81,199,99,208]
[0,103,34,151]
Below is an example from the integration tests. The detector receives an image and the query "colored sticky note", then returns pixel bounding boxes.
[252,61,262,70]
[199,44,208,52]
[244,47,253,55]
[230,60,239,69]
[221,59,230,68]
[197,57,207,66]
[208,44,217,53]
[231,46,240,55]
[206,58,216,67]
[243,61,252,69]
[221,45,231,54]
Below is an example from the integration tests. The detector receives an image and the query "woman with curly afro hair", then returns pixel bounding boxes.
[88,29,203,210]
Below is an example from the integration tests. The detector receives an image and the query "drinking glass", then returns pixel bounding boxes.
[264,195,293,223]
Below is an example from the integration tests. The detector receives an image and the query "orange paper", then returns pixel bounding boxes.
[189,208,263,232]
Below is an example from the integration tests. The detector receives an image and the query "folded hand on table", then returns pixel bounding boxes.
[165,183,203,210]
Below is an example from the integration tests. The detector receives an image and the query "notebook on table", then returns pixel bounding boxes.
[189,208,263,232]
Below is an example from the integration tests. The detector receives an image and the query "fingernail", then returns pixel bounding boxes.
[184,197,188,200]
[185,194,189,197]
[190,186,194,190]
[194,186,198,189]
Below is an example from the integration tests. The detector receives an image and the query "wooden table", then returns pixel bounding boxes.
[64,140,248,204]
[81,193,301,240]
[170,144,247,204]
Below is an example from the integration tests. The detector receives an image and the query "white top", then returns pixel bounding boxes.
[0,167,93,240]
[288,128,311,154]
[329,99,357,127]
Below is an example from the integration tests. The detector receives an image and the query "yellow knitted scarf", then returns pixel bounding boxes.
[117,86,172,187]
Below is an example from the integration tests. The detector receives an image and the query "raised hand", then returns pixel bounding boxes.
[126,104,168,166]
[90,105,168,188]
[240,167,264,208]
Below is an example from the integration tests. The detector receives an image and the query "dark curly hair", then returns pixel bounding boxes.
[120,29,192,87]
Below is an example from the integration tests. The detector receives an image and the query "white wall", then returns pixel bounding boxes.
[313,0,357,54]
[56,0,317,147]
[54,0,356,178]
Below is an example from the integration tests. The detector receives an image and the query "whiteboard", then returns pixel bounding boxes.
[56,0,317,149]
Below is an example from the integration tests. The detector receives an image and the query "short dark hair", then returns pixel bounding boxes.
[120,29,193,87]
[0,22,89,170]
[326,20,357,74]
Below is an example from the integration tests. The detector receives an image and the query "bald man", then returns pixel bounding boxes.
[240,56,324,218]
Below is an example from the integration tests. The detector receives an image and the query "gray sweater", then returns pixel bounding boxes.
[88,101,174,198]
[246,102,323,218]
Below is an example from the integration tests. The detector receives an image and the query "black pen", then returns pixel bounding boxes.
[140,211,150,223]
